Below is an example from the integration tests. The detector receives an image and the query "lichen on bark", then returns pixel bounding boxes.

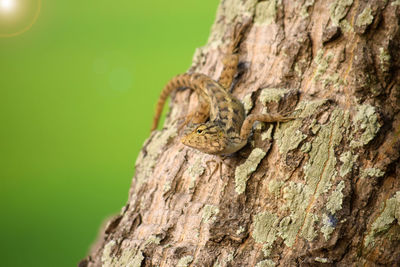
[235,148,267,194]
[364,191,400,247]
[82,0,400,265]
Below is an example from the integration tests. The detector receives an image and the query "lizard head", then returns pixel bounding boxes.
[181,122,227,154]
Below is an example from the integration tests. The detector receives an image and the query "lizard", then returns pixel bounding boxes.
[151,18,294,155]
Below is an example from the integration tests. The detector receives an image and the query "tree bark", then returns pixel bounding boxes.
[81,0,400,266]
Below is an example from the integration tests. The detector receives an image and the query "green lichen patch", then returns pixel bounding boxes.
[236,226,245,235]
[339,151,357,177]
[361,167,385,179]
[277,215,297,246]
[255,121,265,131]
[122,251,144,267]
[135,122,178,188]
[187,157,206,189]
[279,182,313,246]
[213,253,235,267]
[104,234,161,266]
[163,180,172,192]
[262,244,272,257]
[321,73,347,89]
[254,0,279,25]
[202,204,220,223]
[276,126,306,154]
[255,259,276,267]
[103,244,144,267]
[355,6,373,29]
[262,125,274,141]
[260,88,287,104]
[303,110,341,187]
[177,256,194,267]
[326,181,345,214]
[268,180,284,197]
[311,119,321,134]
[294,59,306,77]
[301,142,312,153]
[350,104,381,148]
[315,257,330,263]
[330,0,354,26]
[101,240,117,266]
[235,148,267,194]
[242,92,254,115]
[281,182,309,211]
[313,50,334,83]
[379,47,391,72]
[321,214,335,240]
[300,99,329,117]
[226,253,234,262]
[275,100,328,155]
[392,0,400,6]
[293,109,346,244]
[364,191,400,247]
[304,109,345,185]
[252,211,278,244]
[144,235,161,246]
[339,19,354,33]
[252,106,349,247]
[301,213,319,241]
[379,47,391,64]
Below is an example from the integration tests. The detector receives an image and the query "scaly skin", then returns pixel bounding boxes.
[152,18,294,155]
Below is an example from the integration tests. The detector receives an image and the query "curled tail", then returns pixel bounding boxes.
[151,73,210,131]
[152,74,187,131]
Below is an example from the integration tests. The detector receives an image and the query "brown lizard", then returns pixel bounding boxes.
[151,18,294,155]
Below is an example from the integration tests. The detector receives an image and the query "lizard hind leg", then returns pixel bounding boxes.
[218,18,253,90]
[231,17,253,53]
[205,158,223,180]
[205,155,234,181]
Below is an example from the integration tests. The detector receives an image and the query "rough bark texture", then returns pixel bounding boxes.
[81,0,400,266]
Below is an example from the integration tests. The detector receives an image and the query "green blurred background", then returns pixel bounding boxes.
[0,0,218,266]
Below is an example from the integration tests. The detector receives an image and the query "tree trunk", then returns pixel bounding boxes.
[81,0,400,266]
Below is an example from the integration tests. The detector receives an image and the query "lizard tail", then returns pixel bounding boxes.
[229,17,253,53]
[151,74,193,131]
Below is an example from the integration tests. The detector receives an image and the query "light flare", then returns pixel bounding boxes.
[0,0,42,38]
[0,0,16,12]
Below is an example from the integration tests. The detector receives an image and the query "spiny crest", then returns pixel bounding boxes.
[181,122,227,154]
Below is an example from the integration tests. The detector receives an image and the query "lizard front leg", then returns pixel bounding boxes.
[239,113,296,140]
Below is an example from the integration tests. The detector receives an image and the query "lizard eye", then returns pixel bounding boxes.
[196,129,203,134]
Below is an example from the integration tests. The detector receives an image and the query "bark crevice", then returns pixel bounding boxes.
[81,1,400,266]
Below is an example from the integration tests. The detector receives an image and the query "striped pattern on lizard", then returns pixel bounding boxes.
[151,18,294,155]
